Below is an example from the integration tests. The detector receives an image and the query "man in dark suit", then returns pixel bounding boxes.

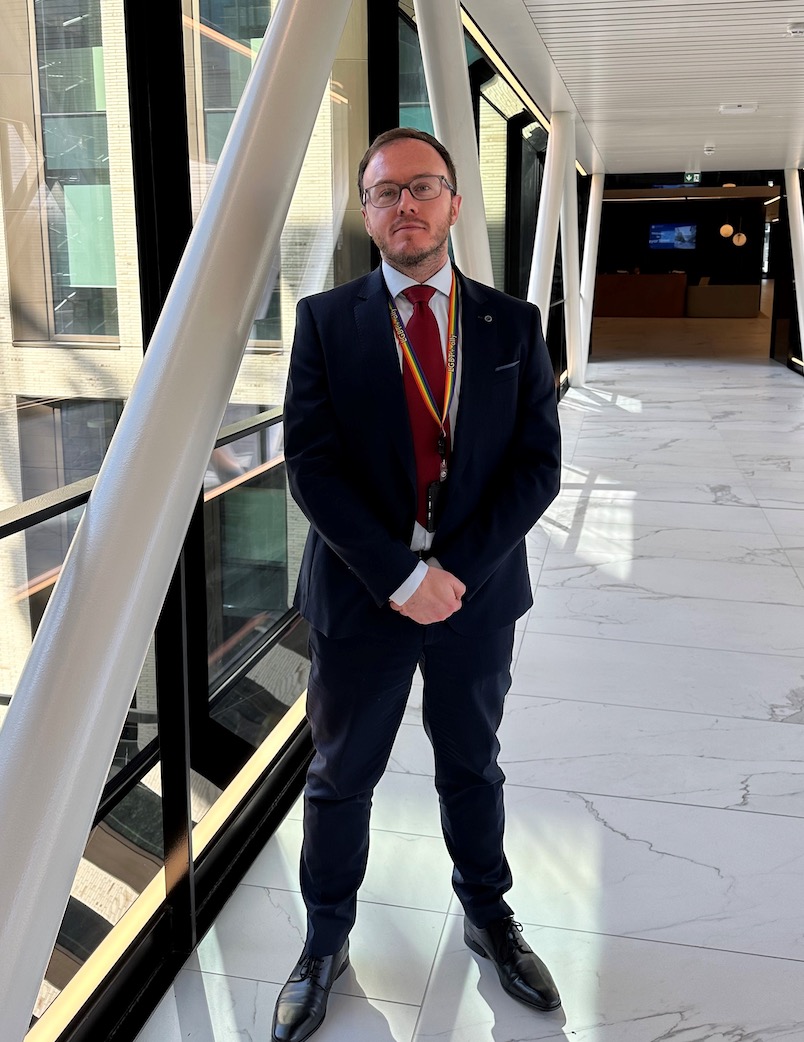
[272,128,562,1042]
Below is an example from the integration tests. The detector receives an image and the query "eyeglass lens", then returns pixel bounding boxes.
[366,176,445,207]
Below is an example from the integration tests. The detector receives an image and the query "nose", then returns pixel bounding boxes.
[396,186,418,212]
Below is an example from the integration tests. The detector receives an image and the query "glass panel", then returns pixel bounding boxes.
[188,1,277,350]
[478,96,507,291]
[547,257,568,383]
[577,170,591,256]
[34,0,119,337]
[183,0,370,426]
[0,505,157,784]
[476,73,529,293]
[33,774,165,1021]
[112,636,159,778]
[210,616,310,749]
[399,7,486,132]
[0,525,37,720]
[517,123,549,299]
[17,396,125,503]
[42,113,110,171]
[205,423,291,690]
[2,398,124,707]
[13,530,163,1024]
[0,509,87,706]
[479,74,523,121]
[399,14,433,132]
[0,0,141,517]
[144,763,223,839]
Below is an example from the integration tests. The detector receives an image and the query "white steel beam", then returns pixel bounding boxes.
[528,111,572,331]
[413,0,494,286]
[561,116,583,387]
[0,1,353,1037]
[579,172,604,380]
[785,168,804,358]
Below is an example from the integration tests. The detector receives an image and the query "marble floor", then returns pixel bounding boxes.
[136,323,804,1041]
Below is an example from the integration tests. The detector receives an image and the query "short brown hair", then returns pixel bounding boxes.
[357,127,458,200]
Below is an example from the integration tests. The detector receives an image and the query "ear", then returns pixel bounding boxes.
[449,193,462,226]
[361,207,372,235]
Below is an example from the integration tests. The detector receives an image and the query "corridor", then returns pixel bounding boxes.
[138,344,804,1041]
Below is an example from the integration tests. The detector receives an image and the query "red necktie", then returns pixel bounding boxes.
[402,285,446,527]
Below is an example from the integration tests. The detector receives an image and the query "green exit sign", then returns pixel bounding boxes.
[684,172,701,184]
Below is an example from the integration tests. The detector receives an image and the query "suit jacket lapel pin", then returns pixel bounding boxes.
[482,314,493,323]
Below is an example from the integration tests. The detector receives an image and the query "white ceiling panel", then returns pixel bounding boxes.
[464,0,804,173]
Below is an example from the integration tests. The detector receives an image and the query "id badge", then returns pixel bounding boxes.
[425,480,442,533]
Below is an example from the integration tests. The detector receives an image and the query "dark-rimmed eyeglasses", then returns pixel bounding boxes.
[362,174,455,208]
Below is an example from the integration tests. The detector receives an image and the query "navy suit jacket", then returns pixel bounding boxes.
[283,266,561,637]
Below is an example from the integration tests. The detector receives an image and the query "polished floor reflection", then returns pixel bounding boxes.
[136,338,804,1040]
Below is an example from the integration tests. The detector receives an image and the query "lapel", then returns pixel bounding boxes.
[447,270,495,493]
[353,268,416,488]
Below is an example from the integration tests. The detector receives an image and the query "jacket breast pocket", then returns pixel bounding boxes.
[492,358,521,382]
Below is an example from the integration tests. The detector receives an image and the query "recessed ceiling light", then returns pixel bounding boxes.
[718,103,758,115]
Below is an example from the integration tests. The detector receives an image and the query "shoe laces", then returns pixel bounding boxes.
[506,919,529,953]
[298,954,324,982]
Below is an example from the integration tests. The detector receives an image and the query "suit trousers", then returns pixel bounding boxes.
[301,618,516,956]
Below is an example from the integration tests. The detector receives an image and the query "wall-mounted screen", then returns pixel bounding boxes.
[649,223,696,250]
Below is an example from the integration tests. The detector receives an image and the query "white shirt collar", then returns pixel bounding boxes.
[382,258,453,300]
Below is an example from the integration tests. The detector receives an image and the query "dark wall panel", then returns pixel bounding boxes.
[598,199,765,285]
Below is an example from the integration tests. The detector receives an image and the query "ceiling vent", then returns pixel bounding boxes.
[718,103,758,115]
[787,22,804,36]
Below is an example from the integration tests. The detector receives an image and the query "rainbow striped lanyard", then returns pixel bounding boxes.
[388,272,459,442]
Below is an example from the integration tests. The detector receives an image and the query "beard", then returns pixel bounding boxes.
[369,214,452,271]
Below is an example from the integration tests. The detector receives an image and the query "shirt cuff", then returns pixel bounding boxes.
[389,559,429,605]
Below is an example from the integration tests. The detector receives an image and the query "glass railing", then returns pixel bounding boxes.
[0,408,311,1031]
[204,417,291,692]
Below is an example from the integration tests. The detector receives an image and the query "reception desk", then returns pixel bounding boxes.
[685,284,760,318]
[594,273,687,318]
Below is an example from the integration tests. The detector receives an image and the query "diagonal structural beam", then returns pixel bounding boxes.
[413,0,494,286]
[579,171,604,369]
[560,115,583,386]
[528,111,572,332]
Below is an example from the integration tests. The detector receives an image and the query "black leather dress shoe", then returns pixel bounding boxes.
[271,941,349,1042]
[464,917,561,1011]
